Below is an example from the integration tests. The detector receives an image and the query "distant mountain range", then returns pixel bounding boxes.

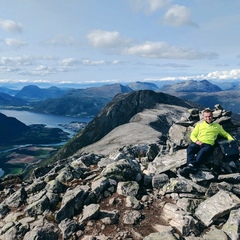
[15,85,67,101]
[0,80,240,116]
[159,80,222,92]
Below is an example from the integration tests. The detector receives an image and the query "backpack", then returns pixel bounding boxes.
[218,140,239,161]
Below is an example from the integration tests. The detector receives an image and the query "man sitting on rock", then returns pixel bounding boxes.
[180,108,234,178]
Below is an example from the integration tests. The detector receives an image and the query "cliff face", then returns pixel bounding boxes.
[0,91,240,240]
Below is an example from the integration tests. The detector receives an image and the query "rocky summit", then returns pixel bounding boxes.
[0,90,240,240]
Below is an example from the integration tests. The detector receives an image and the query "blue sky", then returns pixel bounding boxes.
[0,0,240,86]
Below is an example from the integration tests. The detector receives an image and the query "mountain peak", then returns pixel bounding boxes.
[55,90,199,159]
[160,79,222,92]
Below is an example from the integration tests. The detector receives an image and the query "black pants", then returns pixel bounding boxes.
[187,142,214,167]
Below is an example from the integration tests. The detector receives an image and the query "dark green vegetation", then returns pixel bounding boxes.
[0,145,61,177]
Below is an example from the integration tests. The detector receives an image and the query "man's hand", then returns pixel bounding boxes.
[196,140,202,145]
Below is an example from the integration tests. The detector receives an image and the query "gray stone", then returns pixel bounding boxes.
[143,231,179,240]
[218,173,240,183]
[202,226,229,240]
[168,124,193,148]
[55,185,90,222]
[4,187,27,208]
[25,180,47,194]
[25,195,50,216]
[222,208,240,240]
[59,218,80,239]
[195,190,240,227]
[97,157,116,168]
[146,149,187,175]
[23,223,59,240]
[46,192,61,207]
[161,202,199,236]
[56,165,74,183]
[46,179,67,193]
[27,190,47,204]
[122,210,142,225]
[162,178,207,194]
[91,177,117,201]
[125,196,141,209]
[99,210,119,225]
[190,170,216,183]
[152,173,169,189]
[117,181,139,197]
[0,221,15,235]
[100,158,142,182]
[0,204,9,218]
[79,204,100,224]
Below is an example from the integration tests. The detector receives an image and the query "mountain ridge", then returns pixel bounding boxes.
[55,90,200,160]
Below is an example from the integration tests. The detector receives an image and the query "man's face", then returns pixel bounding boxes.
[203,112,213,123]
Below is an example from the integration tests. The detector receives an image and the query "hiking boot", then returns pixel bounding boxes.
[179,164,197,178]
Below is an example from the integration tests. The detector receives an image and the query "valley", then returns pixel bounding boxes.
[0,110,91,178]
[0,144,60,177]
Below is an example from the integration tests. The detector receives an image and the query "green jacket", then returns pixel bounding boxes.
[190,121,234,145]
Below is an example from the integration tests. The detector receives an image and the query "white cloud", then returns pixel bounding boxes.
[60,58,107,66]
[0,19,22,33]
[87,30,130,48]
[145,69,240,81]
[59,58,79,66]
[32,65,56,76]
[82,59,106,66]
[164,4,198,27]
[129,0,171,13]
[0,56,33,66]
[4,38,27,47]
[124,41,218,59]
[206,69,240,80]
[44,34,78,46]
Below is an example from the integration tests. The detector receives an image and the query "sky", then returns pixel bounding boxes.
[0,0,240,86]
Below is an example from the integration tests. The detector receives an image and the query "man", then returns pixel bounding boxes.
[180,108,234,177]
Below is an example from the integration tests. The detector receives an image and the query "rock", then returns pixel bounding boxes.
[55,185,90,222]
[152,173,169,189]
[122,210,142,224]
[146,149,187,175]
[46,179,67,193]
[161,202,199,236]
[25,195,50,216]
[59,218,80,239]
[143,231,180,240]
[117,181,139,197]
[56,165,74,183]
[162,178,207,194]
[0,204,9,218]
[99,210,119,225]
[25,179,47,194]
[222,208,240,240]
[23,223,59,240]
[202,226,229,240]
[79,204,100,224]
[3,187,27,208]
[218,173,240,183]
[195,190,240,227]
[125,196,142,209]
[100,158,142,182]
